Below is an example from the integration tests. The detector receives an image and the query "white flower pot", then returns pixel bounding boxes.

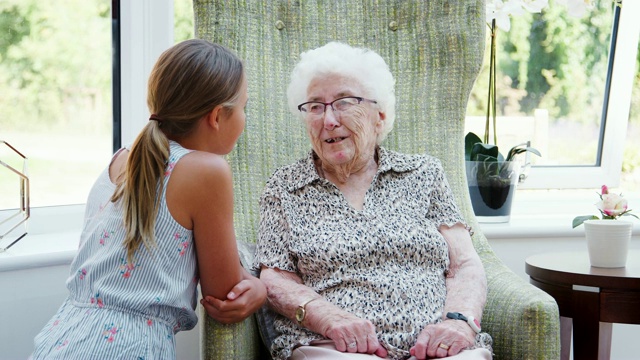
[584,219,632,268]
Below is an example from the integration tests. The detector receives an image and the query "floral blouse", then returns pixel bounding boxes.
[254,147,476,360]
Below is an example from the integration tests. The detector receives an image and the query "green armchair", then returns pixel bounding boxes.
[194,1,560,359]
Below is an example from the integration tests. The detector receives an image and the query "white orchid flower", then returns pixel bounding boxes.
[555,0,594,18]
[487,0,525,31]
[520,0,549,13]
[486,0,548,31]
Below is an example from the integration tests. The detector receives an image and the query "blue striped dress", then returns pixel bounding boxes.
[33,141,197,360]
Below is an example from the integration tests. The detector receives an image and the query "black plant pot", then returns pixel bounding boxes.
[466,161,519,223]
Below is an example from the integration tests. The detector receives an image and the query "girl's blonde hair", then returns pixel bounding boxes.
[111,39,244,262]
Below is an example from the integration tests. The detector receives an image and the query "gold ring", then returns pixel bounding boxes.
[439,343,450,350]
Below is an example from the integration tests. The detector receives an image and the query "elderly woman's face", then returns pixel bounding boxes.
[304,74,385,168]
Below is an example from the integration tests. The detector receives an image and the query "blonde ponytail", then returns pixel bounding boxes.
[111,122,168,262]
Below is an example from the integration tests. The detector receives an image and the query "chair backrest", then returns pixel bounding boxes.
[194,2,563,360]
[194,0,487,249]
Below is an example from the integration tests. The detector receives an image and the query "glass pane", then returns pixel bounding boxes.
[467,1,616,168]
[0,0,112,209]
[174,0,194,43]
[621,37,640,193]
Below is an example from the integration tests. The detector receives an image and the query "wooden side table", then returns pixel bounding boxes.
[525,250,640,360]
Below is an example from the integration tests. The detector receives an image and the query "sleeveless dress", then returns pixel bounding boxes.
[32,141,197,360]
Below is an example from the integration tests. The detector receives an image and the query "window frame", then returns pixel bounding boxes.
[42,0,640,193]
[518,0,640,189]
[0,0,174,237]
[0,0,638,256]
[4,0,638,227]
[117,0,174,147]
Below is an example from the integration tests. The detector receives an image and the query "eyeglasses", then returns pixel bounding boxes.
[0,140,30,253]
[297,96,377,116]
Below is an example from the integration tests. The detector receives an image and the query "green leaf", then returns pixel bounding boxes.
[470,143,499,162]
[505,143,542,161]
[465,132,483,161]
[572,215,598,228]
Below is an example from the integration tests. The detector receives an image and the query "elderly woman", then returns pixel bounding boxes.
[254,42,492,360]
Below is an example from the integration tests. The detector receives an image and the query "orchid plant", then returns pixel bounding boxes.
[466,0,547,171]
[572,185,639,228]
[468,0,618,180]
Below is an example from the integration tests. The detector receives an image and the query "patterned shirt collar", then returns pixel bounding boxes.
[285,146,424,192]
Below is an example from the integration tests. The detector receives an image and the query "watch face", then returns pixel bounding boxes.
[295,307,305,323]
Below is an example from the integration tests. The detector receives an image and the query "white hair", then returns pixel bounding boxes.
[286,42,396,143]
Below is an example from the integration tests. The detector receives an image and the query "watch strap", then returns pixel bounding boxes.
[446,312,481,333]
[296,297,319,324]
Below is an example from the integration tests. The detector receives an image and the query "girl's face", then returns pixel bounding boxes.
[219,76,248,154]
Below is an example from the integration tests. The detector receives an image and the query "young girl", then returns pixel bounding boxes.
[31,39,266,359]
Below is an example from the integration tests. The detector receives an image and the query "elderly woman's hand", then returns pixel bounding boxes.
[409,319,476,359]
[313,307,388,357]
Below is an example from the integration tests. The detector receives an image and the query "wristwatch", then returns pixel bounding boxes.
[446,312,481,334]
[295,298,319,325]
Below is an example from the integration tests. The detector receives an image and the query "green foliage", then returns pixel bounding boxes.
[0,5,30,60]
[572,215,599,228]
[174,0,195,43]
[467,0,622,124]
[465,131,541,163]
[572,210,639,228]
[622,142,640,173]
[0,0,111,132]
[465,131,541,185]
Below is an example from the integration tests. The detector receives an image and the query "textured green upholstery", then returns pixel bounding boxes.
[194,1,561,359]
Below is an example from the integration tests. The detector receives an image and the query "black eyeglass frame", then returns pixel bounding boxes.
[297,96,378,114]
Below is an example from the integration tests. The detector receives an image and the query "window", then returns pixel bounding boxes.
[174,0,194,43]
[1,0,637,216]
[466,0,640,190]
[0,0,112,209]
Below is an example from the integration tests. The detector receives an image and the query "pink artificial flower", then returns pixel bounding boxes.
[596,193,628,217]
[573,186,637,227]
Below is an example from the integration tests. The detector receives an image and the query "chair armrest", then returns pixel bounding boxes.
[200,307,264,360]
[200,240,269,359]
[480,249,561,360]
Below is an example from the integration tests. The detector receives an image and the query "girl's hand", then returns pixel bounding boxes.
[200,275,266,324]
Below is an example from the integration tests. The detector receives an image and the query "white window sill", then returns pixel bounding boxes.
[480,189,640,239]
[2,190,639,272]
[0,205,83,272]
[0,231,79,272]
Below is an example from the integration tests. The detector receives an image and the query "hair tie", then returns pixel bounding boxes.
[149,114,162,121]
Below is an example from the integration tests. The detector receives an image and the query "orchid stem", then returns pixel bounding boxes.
[485,19,498,146]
